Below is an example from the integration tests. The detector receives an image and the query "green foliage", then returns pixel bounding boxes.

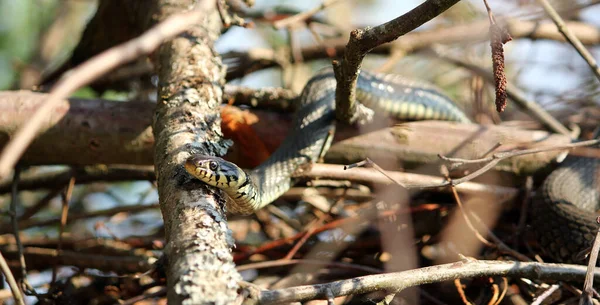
[0,0,59,89]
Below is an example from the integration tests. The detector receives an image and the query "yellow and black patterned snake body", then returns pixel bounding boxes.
[185,67,600,264]
[185,68,469,214]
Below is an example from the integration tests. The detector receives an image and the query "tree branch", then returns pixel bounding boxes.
[150,0,241,303]
[256,259,600,304]
[334,0,461,123]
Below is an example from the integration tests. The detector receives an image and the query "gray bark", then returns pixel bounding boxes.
[150,1,241,303]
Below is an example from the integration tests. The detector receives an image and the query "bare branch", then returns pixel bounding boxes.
[334,0,461,123]
[0,251,25,305]
[256,259,600,304]
[297,163,519,199]
[537,0,600,82]
[272,0,344,30]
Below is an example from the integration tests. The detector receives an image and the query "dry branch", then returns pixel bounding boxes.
[334,0,461,123]
[299,163,518,199]
[537,0,600,82]
[256,259,600,304]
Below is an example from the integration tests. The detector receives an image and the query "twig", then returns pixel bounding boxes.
[345,159,530,261]
[10,165,29,293]
[537,0,600,82]
[51,176,75,285]
[450,186,494,248]
[236,258,382,274]
[120,287,167,305]
[256,259,600,305]
[0,166,155,194]
[302,163,519,198]
[494,277,508,305]
[450,186,532,262]
[283,217,325,260]
[376,293,396,305]
[344,158,406,188]
[454,278,473,305]
[18,186,65,221]
[216,0,253,28]
[581,217,600,303]
[514,176,533,246]
[2,202,160,232]
[437,138,600,187]
[531,284,560,305]
[488,277,500,305]
[333,0,461,123]
[273,0,344,29]
[3,246,154,274]
[0,8,209,180]
[466,207,532,262]
[0,250,25,305]
[234,204,441,261]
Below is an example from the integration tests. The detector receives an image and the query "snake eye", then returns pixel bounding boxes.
[209,161,219,171]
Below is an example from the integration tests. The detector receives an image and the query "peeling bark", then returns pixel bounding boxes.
[150,1,241,303]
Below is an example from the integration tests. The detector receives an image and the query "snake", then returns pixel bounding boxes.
[184,66,599,264]
[530,156,600,263]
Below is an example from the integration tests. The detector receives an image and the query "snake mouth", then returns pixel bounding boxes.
[184,158,204,178]
[184,155,218,180]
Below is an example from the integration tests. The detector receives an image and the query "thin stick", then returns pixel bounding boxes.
[305,163,518,198]
[537,0,600,82]
[581,217,600,303]
[51,176,75,285]
[450,186,494,247]
[257,259,600,304]
[273,0,343,29]
[0,250,25,305]
[10,166,28,290]
[0,9,208,180]
[237,258,382,274]
[531,284,560,305]
[454,278,473,305]
[494,277,508,305]
[438,138,600,187]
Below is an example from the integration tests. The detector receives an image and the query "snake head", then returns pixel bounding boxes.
[184,155,244,188]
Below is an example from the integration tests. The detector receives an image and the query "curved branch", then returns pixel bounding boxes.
[257,259,600,304]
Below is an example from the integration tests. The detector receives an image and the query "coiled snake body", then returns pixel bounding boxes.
[185,67,599,263]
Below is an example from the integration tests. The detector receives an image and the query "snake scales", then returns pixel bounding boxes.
[185,67,599,264]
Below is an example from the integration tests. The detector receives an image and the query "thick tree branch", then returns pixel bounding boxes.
[150,1,240,303]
